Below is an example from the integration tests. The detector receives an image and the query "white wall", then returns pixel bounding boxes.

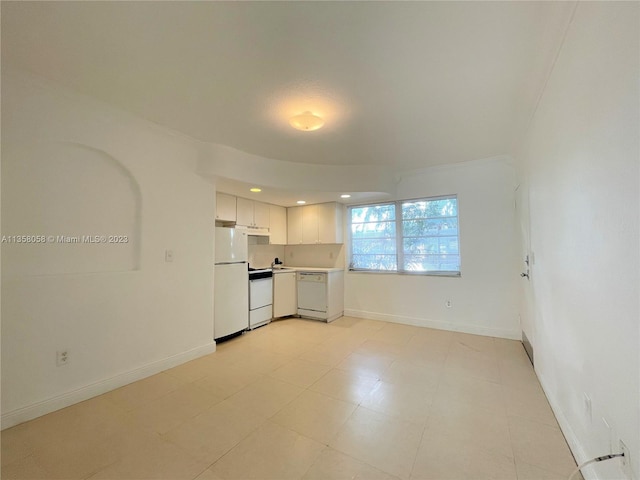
[345,157,521,339]
[516,3,639,479]
[1,68,217,428]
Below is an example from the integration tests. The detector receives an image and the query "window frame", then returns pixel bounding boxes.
[347,194,461,277]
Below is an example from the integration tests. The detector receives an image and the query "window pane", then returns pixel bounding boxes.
[350,203,398,271]
[403,236,459,254]
[403,254,460,272]
[440,237,459,254]
[402,198,457,218]
[351,221,396,239]
[351,254,397,271]
[352,238,396,255]
[403,218,458,236]
[350,204,395,223]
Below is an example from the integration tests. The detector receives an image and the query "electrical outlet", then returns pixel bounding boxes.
[619,439,631,479]
[445,300,452,308]
[165,249,174,262]
[56,350,70,367]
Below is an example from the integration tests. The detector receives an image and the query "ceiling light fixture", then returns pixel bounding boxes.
[250,188,262,193]
[289,111,324,132]
[296,200,306,204]
[340,194,351,199]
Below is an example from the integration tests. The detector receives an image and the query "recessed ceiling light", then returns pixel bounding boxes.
[340,194,351,198]
[250,188,262,193]
[296,200,306,205]
[289,111,324,132]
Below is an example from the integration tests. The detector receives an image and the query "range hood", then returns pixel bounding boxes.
[235,225,270,237]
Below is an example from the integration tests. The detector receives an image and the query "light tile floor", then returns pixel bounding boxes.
[1,317,581,480]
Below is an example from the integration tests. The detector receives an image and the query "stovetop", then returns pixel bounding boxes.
[248,267,273,279]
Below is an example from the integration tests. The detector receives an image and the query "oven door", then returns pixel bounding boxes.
[249,276,273,329]
[249,277,273,310]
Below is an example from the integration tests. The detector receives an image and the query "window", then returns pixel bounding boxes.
[348,195,460,275]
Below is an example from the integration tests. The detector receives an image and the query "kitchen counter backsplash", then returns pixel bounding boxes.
[285,244,345,269]
[248,244,285,269]
[248,243,345,269]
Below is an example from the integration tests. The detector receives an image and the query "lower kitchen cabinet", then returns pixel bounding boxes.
[273,271,297,318]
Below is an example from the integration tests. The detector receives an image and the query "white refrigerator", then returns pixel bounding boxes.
[214,227,249,340]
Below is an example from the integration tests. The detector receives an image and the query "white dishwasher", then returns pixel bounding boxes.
[297,272,328,320]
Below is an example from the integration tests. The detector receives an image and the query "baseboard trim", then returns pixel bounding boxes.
[536,372,597,479]
[1,342,216,430]
[344,308,521,340]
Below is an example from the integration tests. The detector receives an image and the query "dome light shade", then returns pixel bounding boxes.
[289,111,324,131]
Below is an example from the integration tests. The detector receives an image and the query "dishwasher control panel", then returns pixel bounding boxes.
[297,272,327,283]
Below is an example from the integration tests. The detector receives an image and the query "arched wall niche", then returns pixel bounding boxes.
[2,141,142,276]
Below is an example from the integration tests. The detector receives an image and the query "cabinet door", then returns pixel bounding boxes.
[236,197,254,226]
[273,272,297,317]
[326,271,345,321]
[302,204,319,244]
[253,201,270,229]
[317,203,337,243]
[334,203,344,243]
[287,206,303,244]
[318,202,344,244]
[269,205,287,244]
[216,193,237,222]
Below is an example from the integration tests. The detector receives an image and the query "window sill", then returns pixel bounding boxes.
[348,269,461,278]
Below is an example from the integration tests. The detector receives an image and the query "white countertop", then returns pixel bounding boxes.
[272,266,344,273]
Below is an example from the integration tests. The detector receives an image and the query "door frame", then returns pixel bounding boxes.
[515,181,535,364]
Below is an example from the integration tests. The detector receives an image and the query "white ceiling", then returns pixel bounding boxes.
[2,2,574,168]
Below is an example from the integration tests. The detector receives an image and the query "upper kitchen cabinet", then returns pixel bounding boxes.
[216,192,236,222]
[318,202,344,244]
[287,206,303,244]
[254,202,270,228]
[302,204,319,244]
[269,204,287,245]
[237,197,270,228]
[287,202,343,244]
